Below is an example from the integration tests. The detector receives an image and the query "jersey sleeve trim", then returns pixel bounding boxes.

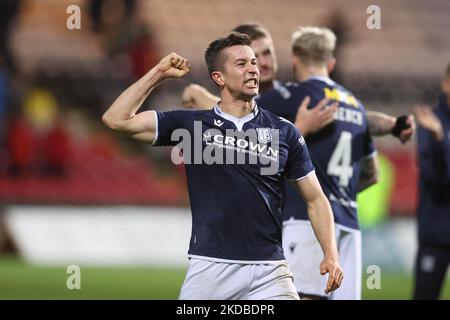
[151,110,159,146]
[288,169,315,182]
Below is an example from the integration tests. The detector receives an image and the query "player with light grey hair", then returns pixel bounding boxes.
[270,26,376,300]
[291,26,337,65]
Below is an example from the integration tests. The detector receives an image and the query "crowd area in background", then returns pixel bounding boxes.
[0,0,443,212]
[0,0,188,205]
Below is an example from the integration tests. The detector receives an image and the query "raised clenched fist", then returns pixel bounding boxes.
[158,52,191,79]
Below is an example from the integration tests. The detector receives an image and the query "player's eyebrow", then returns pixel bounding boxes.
[234,57,256,64]
[234,58,249,64]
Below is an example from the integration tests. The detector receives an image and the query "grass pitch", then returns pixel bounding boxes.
[1,256,449,300]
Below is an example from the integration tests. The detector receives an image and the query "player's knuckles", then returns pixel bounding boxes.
[164,52,174,61]
[332,281,339,290]
[169,53,179,60]
[175,60,184,68]
[171,57,180,65]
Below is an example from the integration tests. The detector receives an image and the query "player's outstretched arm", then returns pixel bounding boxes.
[182,84,219,110]
[294,97,338,136]
[293,173,343,294]
[358,154,379,192]
[102,53,191,143]
[367,111,415,144]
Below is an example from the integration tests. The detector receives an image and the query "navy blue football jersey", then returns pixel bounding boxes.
[256,77,376,230]
[153,104,314,261]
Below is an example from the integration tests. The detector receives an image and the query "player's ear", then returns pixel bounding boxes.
[327,57,336,73]
[212,71,225,86]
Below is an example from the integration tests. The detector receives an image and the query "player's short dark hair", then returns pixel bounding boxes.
[205,32,252,77]
[446,63,450,77]
[232,23,272,41]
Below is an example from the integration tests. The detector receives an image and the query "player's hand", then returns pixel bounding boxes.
[397,114,416,143]
[413,106,444,141]
[182,84,219,110]
[182,84,207,109]
[295,97,338,136]
[391,114,416,144]
[158,52,191,80]
[181,84,196,109]
[320,254,344,294]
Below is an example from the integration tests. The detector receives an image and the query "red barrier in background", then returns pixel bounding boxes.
[383,149,418,216]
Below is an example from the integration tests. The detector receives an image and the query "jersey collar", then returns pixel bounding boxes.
[213,101,259,131]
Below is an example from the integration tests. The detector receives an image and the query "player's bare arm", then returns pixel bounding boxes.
[292,173,343,294]
[413,105,444,141]
[182,84,219,110]
[367,111,415,144]
[358,154,379,192]
[102,53,191,143]
[294,96,338,136]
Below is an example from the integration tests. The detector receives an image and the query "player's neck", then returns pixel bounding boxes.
[219,96,256,118]
[295,66,329,83]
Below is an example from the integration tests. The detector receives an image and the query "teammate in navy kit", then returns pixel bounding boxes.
[263,27,377,300]
[102,32,343,300]
[413,63,450,300]
[182,24,414,299]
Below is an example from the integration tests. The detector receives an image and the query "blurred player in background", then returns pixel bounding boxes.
[262,26,377,300]
[102,32,343,300]
[183,23,415,299]
[413,63,450,300]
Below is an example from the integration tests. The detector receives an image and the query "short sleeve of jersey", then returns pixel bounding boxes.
[153,110,190,147]
[284,121,315,180]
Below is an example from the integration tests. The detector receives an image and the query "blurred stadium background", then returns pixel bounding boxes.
[0,0,450,299]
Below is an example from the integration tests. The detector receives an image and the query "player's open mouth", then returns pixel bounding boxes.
[245,78,258,88]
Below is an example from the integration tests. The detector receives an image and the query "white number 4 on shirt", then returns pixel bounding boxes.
[327,131,353,187]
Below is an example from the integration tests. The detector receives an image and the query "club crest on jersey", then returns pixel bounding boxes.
[298,136,305,145]
[256,128,272,143]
